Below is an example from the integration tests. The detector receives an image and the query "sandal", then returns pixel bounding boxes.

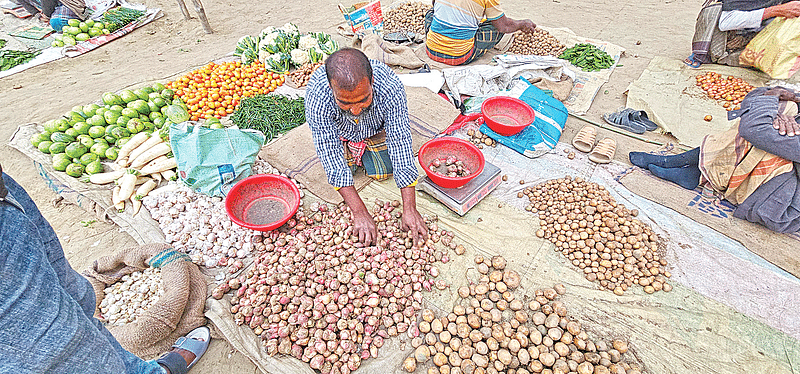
[589,138,616,164]
[603,109,646,134]
[157,326,210,374]
[572,125,597,153]
[630,110,658,131]
[683,53,702,69]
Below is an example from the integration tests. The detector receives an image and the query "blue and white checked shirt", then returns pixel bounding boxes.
[305,60,418,189]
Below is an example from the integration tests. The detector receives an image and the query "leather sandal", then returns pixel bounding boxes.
[589,138,616,164]
[603,108,646,134]
[630,110,658,131]
[572,125,597,153]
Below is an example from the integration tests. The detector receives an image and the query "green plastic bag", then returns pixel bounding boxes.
[170,122,265,197]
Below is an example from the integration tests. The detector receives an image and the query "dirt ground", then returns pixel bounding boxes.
[0,0,702,372]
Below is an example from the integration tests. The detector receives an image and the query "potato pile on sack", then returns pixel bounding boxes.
[383,2,432,36]
[522,176,671,295]
[401,256,646,374]
[210,199,472,373]
[507,28,566,57]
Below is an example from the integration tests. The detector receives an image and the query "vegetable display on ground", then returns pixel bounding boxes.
[383,2,432,36]
[167,61,284,121]
[507,28,566,57]
[29,83,184,181]
[695,71,754,111]
[523,176,672,295]
[402,257,646,374]
[101,7,146,32]
[53,18,110,47]
[559,43,615,72]
[233,23,339,73]
[211,199,467,373]
[230,94,305,143]
[287,62,323,88]
[1,49,40,71]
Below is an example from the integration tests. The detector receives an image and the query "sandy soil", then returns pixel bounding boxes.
[0,0,700,372]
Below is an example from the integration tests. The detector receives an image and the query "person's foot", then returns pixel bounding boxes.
[648,164,701,190]
[684,53,702,68]
[157,327,210,374]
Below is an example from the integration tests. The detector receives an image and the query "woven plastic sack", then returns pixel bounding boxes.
[740,16,800,79]
[83,244,207,358]
[170,122,265,197]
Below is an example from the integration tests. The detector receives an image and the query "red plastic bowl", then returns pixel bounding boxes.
[418,137,485,189]
[225,174,301,231]
[481,96,535,136]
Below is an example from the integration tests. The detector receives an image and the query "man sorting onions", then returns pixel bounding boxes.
[305,48,429,245]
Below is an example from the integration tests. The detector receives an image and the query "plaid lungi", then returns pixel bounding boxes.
[343,130,393,181]
[423,9,504,66]
[50,5,78,30]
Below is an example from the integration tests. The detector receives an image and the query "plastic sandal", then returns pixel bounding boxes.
[174,326,210,369]
[572,125,597,153]
[603,108,646,134]
[683,53,702,69]
[589,138,616,164]
[631,110,658,132]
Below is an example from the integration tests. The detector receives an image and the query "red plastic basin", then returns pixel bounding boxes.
[418,137,485,189]
[481,96,535,136]
[225,174,301,231]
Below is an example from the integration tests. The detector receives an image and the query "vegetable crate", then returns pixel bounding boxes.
[339,0,383,33]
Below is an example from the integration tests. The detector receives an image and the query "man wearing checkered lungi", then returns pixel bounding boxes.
[423,0,536,66]
[305,48,429,246]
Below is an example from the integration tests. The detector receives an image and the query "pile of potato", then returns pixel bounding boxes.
[520,176,672,295]
[507,29,566,57]
[403,255,646,374]
[467,128,497,149]
[383,2,432,35]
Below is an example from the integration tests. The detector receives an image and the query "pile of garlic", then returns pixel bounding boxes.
[99,268,164,326]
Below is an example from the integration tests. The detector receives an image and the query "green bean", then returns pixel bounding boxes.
[230,94,305,143]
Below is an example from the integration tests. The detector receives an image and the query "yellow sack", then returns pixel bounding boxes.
[740,16,800,79]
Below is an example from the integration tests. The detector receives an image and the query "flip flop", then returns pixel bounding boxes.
[572,125,597,153]
[683,53,702,69]
[589,138,616,164]
[630,110,658,131]
[159,326,210,374]
[603,108,646,134]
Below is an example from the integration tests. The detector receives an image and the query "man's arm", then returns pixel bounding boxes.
[490,15,536,33]
[338,186,378,245]
[763,1,800,20]
[400,185,429,245]
[738,88,800,163]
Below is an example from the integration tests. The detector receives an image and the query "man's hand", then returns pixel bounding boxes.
[337,185,379,245]
[399,185,429,246]
[766,1,800,19]
[765,87,800,102]
[352,210,379,245]
[401,207,429,246]
[773,112,800,136]
[517,19,536,33]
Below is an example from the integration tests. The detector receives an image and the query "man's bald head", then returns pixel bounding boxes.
[325,48,373,91]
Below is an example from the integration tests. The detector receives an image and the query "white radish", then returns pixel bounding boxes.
[151,172,162,183]
[134,179,157,201]
[135,176,152,186]
[117,169,140,201]
[112,185,125,211]
[131,198,142,216]
[124,132,163,166]
[130,143,171,169]
[140,157,177,176]
[84,169,125,185]
[117,132,150,161]
[160,169,177,181]
[150,183,179,196]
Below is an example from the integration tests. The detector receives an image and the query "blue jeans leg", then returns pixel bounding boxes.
[0,173,166,374]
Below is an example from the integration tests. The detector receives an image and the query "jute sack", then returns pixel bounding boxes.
[84,244,207,358]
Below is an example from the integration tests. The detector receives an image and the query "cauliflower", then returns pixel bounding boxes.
[260,26,276,38]
[259,31,281,53]
[298,35,318,51]
[279,23,299,37]
[258,49,270,63]
[308,45,326,63]
[290,48,311,66]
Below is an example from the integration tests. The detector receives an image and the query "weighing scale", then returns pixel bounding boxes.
[417,161,502,216]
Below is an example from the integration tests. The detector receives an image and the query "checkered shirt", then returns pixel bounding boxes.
[305,60,417,189]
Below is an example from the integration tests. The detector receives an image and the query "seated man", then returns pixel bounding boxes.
[686,0,800,67]
[423,0,535,66]
[0,165,210,374]
[628,87,800,233]
[305,48,429,245]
